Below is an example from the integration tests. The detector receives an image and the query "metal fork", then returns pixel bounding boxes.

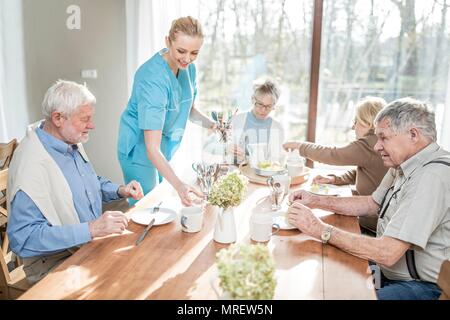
[150,201,163,214]
[135,201,162,246]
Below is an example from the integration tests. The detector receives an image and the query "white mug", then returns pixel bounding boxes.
[250,213,280,242]
[180,206,203,233]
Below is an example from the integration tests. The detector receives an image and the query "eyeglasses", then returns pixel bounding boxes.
[253,98,274,111]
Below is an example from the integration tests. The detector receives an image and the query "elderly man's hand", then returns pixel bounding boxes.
[312,175,336,185]
[288,190,318,208]
[288,202,325,239]
[119,180,144,200]
[88,211,128,238]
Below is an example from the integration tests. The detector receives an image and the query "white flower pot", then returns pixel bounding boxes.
[213,207,236,244]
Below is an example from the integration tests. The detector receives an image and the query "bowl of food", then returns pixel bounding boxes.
[253,161,287,177]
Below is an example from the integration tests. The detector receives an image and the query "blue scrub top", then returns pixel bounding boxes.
[118,48,197,167]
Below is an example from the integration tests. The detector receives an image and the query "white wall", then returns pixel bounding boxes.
[22,0,128,183]
[0,0,29,141]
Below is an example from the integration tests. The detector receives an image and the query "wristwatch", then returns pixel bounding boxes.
[321,225,334,244]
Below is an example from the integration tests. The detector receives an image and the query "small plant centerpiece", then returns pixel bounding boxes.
[208,172,248,243]
[211,109,238,164]
[215,243,277,299]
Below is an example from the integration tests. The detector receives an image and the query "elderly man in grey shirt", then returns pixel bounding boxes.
[287,97,449,300]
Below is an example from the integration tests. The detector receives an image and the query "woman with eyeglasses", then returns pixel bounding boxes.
[283,96,388,234]
[229,77,285,164]
[117,17,214,206]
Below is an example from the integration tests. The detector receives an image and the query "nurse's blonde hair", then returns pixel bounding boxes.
[168,16,204,42]
[355,96,387,130]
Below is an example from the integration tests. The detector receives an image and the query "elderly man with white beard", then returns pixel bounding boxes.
[7,80,144,284]
[287,98,449,300]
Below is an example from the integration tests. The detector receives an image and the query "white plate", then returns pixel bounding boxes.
[253,166,287,177]
[130,207,177,226]
[272,211,297,230]
[304,184,341,196]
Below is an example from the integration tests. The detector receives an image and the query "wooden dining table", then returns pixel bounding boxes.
[19,167,376,300]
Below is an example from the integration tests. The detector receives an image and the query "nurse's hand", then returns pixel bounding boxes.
[228,144,245,162]
[208,122,218,134]
[177,183,204,206]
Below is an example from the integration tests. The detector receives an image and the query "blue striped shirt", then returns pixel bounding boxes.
[7,125,122,258]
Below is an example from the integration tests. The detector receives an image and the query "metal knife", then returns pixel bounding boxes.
[135,217,156,246]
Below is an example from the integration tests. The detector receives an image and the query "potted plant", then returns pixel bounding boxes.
[215,243,277,299]
[208,172,248,243]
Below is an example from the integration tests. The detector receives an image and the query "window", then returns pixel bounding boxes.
[195,0,314,141]
[318,0,450,147]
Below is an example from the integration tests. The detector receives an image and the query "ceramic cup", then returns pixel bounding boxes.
[250,213,280,242]
[180,205,203,233]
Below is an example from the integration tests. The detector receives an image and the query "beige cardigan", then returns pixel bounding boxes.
[298,132,388,195]
[7,122,89,226]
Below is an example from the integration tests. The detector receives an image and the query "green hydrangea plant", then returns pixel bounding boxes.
[216,243,277,300]
[208,172,249,209]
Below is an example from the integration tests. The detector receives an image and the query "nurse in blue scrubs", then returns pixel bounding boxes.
[118,16,215,206]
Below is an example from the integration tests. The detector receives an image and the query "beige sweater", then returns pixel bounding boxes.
[7,122,89,226]
[298,133,388,195]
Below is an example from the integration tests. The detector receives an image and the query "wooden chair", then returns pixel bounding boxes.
[438,259,450,300]
[0,139,17,170]
[0,139,19,279]
[0,139,17,211]
[0,168,30,299]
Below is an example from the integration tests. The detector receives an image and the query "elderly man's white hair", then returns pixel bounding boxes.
[374,97,437,142]
[42,80,96,119]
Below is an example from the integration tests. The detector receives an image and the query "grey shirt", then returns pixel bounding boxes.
[372,142,450,283]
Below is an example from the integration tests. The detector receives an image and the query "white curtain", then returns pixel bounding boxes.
[0,0,29,142]
[125,0,184,94]
[441,63,450,151]
[0,0,6,141]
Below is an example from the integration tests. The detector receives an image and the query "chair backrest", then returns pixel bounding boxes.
[0,168,11,283]
[0,168,7,219]
[0,167,29,299]
[0,139,17,170]
[438,259,450,300]
[0,168,7,216]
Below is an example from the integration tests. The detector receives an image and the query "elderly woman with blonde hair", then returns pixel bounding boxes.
[283,96,388,234]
